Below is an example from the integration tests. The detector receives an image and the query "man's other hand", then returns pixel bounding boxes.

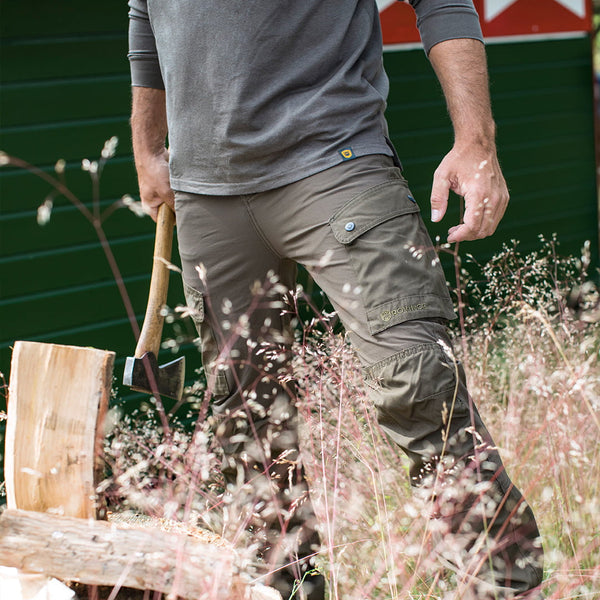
[430,142,509,243]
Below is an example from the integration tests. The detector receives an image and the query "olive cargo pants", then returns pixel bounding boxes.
[175,155,543,599]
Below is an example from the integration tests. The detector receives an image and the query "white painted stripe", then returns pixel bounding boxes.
[483,31,588,44]
[555,0,586,19]
[382,42,423,52]
[485,0,519,22]
[376,0,396,11]
[382,30,587,52]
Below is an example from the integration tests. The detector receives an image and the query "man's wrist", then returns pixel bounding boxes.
[133,145,169,166]
[454,122,497,153]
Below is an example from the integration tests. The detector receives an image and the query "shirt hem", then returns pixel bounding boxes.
[170,144,394,196]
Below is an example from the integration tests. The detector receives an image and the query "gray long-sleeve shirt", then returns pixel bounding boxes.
[128,1,482,195]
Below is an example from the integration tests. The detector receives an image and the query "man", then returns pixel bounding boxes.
[127,1,544,598]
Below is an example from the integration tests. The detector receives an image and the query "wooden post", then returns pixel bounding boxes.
[5,341,114,518]
[0,510,281,600]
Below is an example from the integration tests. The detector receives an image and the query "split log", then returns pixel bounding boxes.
[0,509,281,600]
[5,341,114,518]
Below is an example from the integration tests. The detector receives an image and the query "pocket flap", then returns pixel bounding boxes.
[183,281,205,327]
[329,180,420,244]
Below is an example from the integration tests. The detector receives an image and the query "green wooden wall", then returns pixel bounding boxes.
[385,37,599,263]
[0,2,199,428]
[1,3,598,471]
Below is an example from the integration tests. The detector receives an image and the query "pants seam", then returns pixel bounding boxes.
[243,195,284,261]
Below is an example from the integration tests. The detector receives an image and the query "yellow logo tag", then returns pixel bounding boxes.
[339,147,355,161]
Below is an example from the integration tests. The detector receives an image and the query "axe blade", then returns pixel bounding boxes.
[123,352,186,401]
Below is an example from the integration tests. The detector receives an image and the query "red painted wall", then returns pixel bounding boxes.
[379,0,593,45]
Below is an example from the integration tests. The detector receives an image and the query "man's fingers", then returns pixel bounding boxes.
[135,150,175,222]
[448,223,477,243]
[140,181,175,223]
[430,146,509,243]
[447,190,506,243]
[430,168,451,223]
[141,193,174,222]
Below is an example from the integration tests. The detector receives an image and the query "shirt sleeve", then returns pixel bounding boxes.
[128,0,165,89]
[406,0,484,54]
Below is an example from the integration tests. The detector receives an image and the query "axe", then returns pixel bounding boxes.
[123,203,185,401]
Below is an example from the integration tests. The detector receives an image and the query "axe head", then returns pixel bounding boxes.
[123,352,185,401]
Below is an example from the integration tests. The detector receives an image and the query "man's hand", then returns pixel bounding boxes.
[428,38,508,243]
[131,86,174,222]
[135,147,175,221]
[431,142,509,243]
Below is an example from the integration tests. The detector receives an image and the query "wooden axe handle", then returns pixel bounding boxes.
[134,203,176,358]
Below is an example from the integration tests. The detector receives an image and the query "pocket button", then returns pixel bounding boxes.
[345,221,356,232]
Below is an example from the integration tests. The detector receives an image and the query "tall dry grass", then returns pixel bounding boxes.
[101,237,600,599]
[3,141,598,598]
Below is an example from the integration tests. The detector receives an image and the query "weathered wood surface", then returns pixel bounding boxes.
[5,341,114,518]
[0,509,281,600]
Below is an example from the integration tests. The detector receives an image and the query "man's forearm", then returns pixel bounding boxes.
[426,38,509,242]
[131,86,169,161]
[131,86,174,219]
[428,38,496,150]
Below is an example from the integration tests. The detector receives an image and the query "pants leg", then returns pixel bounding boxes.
[248,155,543,598]
[175,193,324,600]
[361,321,544,599]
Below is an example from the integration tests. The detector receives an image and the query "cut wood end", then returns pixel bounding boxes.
[6,341,115,518]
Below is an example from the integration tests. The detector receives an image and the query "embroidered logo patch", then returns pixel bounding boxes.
[380,303,427,322]
[338,147,355,161]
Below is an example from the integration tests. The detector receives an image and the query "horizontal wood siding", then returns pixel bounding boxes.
[0,1,199,433]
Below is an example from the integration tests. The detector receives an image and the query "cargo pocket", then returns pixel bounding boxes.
[329,179,455,334]
[363,341,471,482]
[183,281,230,398]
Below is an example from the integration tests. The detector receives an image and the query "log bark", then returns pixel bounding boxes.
[0,509,281,600]
[5,341,114,518]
